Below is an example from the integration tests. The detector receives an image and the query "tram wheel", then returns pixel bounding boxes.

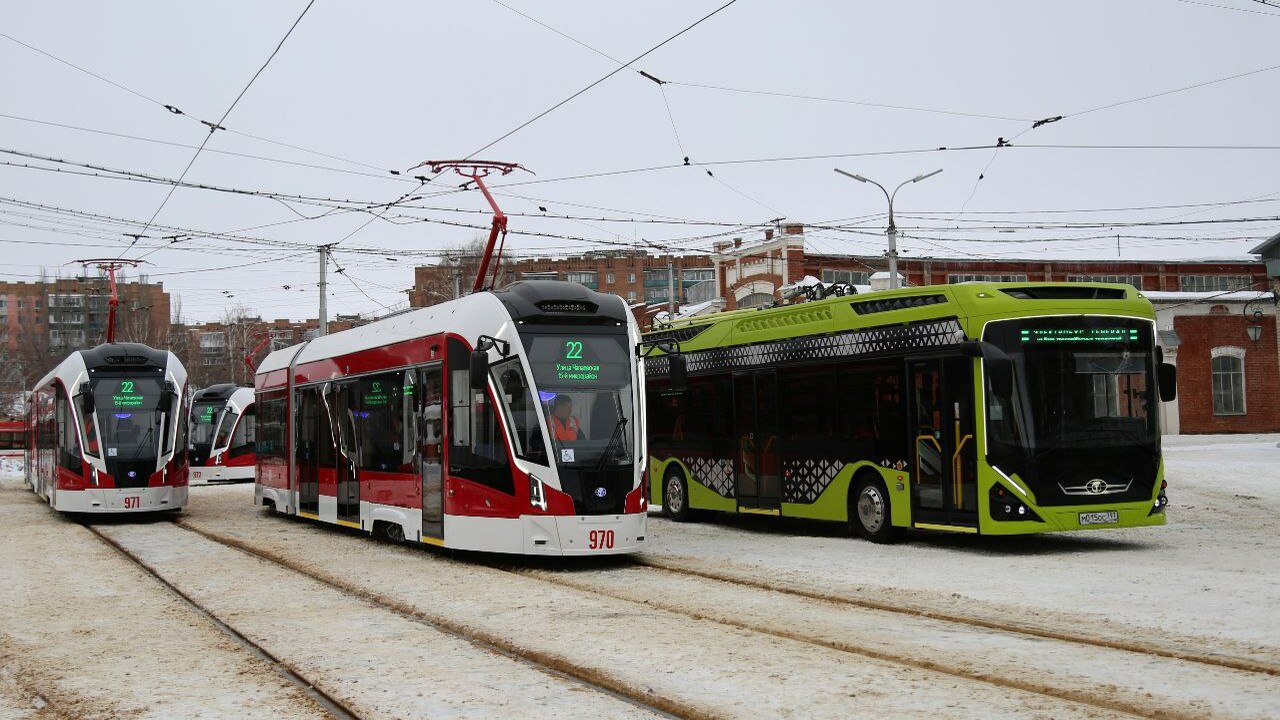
[851,474,898,544]
[664,468,691,522]
[377,521,406,543]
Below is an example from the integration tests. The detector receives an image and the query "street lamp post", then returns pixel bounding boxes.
[833,168,943,289]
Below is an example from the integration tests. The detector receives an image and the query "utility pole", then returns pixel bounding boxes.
[667,256,676,319]
[318,245,329,336]
[833,168,943,289]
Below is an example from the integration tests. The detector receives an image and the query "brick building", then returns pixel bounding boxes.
[181,315,356,388]
[409,250,715,309]
[0,275,171,392]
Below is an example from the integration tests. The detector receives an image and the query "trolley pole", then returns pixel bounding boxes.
[318,245,329,336]
[833,168,943,289]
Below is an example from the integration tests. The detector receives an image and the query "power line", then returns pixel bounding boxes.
[129,0,317,259]
[0,112,417,184]
[0,27,393,175]
[1070,61,1280,117]
[466,0,740,158]
[666,81,1034,123]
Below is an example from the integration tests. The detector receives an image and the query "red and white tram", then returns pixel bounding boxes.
[26,342,189,513]
[189,384,256,484]
[0,420,23,460]
[254,281,649,555]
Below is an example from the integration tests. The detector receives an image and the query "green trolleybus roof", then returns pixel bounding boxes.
[642,282,1156,353]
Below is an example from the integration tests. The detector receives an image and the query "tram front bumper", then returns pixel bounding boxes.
[54,485,187,513]
[523,512,647,556]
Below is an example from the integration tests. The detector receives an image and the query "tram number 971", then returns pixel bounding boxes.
[124,496,141,509]
[588,529,615,550]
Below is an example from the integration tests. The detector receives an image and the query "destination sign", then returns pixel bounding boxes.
[1019,327,1140,344]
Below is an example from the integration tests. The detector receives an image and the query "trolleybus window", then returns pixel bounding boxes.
[983,317,1157,492]
[89,377,166,461]
[521,333,633,468]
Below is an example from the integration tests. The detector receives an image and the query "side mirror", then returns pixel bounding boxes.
[1158,362,1177,402]
[469,350,489,391]
[668,353,688,393]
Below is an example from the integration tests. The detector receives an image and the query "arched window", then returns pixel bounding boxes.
[737,292,774,309]
[1210,346,1246,415]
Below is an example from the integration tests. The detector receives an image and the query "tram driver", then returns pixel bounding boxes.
[549,395,584,442]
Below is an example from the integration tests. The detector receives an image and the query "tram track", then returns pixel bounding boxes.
[168,493,1277,720]
[485,555,1280,720]
[632,554,1280,677]
[82,523,364,720]
[168,519,697,720]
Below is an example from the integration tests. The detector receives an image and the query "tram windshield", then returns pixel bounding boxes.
[190,400,223,446]
[520,332,634,469]
[983,317,1158,492]
[86,377,169,461]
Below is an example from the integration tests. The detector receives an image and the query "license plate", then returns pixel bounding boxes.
[1079,510,1118,526]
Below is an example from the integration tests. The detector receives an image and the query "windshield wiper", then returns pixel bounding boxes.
[593,393,630,471]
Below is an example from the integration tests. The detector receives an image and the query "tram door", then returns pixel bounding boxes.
[733,371,781,510]
[296,387,322,516]
[908,357,977,526]
[331,385,360,524]
[417,364,445,541]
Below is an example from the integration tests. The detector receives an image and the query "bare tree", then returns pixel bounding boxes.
[415,236,514,306]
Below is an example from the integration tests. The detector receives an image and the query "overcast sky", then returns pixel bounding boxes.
[3,0,1277,323]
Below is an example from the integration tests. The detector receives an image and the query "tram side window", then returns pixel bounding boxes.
[836,362,907,463]
[349,371,414,473]
[491,357,547,465]
[229,407,256,458]
[416,365,443,466]
[256,394,287,464]
[447,339,513,494]
[215,411,238,450]
[55,386,82,473]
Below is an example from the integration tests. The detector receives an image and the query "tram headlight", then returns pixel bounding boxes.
[528,473,547,511]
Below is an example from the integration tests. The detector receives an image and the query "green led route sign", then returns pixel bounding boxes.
[362,380,392,407]
[556,339,601,382]
[1020,327,1140,344]
[196,405,217,423]
[111,380,146,409]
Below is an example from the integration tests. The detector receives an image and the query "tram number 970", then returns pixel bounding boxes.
[123,496,141,509]
[588,529,615,550]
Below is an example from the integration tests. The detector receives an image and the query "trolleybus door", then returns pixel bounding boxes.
[732,371,781,511]
[417,364,444,541]
[907,357,977,527]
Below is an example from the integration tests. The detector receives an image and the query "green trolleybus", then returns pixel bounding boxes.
[643,282,1177,541]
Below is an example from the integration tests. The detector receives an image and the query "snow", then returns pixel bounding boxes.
[1146,290,1274,302]
[3,434,1278,718]
[0,477,331,719]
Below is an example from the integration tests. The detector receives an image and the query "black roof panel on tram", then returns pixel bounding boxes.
[79,342,169,371]
[493,281,630,325]
[192,383,239,401]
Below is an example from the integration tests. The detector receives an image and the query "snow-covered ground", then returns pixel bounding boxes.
[1,435,1276,718]
[643,433,1280,654]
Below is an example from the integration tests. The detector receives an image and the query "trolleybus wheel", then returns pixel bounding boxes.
[664,468,691,522]
[851,474,898,543]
